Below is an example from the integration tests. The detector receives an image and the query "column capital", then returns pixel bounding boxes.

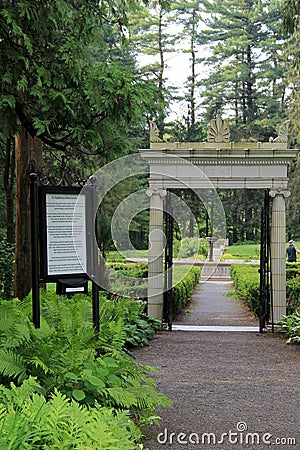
[146,187,167,198]
[269,188,291,198]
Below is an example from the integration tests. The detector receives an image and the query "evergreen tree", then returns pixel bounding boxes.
[0,0,156,298]
[129,1,177,138]
[200,0,287,140]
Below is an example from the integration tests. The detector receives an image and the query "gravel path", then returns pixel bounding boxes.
[134,281,300,450]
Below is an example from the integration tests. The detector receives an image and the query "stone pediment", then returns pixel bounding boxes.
[141,117,298,190]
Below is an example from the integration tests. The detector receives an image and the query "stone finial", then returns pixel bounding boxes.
[207,115,230,143]
[269,120,290,143]
[150,121,164,143]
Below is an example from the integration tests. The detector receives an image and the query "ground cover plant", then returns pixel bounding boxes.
[0,257,200,447]
[278,312,300,343]
[0,292,171,448]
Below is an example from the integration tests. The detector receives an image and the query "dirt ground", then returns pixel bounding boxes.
[134,282,300,450]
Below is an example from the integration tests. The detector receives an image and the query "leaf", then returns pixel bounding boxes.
[84,375,105,388]
[72,389,86,401]
[65,371,79,381]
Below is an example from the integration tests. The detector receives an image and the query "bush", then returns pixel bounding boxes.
[176,237,208,259]
[109,262,148,278]
[172,266,201,317]
[286,277,300,314]
[230,264,260,315]
[278,312,300,344]
[286,262,300,280]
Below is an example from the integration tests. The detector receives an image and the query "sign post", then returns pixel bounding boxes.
[30,173,40,328]
[29,173,100,331]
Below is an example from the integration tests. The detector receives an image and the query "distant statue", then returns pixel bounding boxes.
[150,121,164,143]
[207,115,230,143]
[269,120,290,143]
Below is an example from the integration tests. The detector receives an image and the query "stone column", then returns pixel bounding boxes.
[269,189,290,323]
[146,188,167,319]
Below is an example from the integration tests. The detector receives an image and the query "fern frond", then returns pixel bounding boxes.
[0,349,27,383]
[106,387,138,409]
[28,356,54,375]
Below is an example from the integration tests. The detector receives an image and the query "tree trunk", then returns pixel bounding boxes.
[3,138,15,244]
[14,123,43,299]
[157,7,165,140]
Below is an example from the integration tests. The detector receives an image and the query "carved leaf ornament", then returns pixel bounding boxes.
[207,115,230,143]
[150,121,164,142]
[269,120,290,143]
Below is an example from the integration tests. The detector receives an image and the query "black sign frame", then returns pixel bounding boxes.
[38,185,91,282]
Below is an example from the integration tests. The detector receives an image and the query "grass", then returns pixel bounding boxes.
[105,239,300,264]
[107,249,148,262]
[222,243,260,260]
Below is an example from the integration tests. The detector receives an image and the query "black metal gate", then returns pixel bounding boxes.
[163,190,173,331]
[259,189,272,332]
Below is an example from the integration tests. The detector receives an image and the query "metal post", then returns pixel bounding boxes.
[259,205,266,332]
[164,191,173,331]
[30,173,40,328]
[89,176,100,333]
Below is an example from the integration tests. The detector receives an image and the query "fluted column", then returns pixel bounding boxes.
[146,188,167,319]
[270,189,290,323]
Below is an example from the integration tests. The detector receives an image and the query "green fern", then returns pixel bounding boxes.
[0,380,142,449]
[0,349,27,383]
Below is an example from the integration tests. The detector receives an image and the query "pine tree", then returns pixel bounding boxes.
[200,0,287,140]
[129,1,177,138]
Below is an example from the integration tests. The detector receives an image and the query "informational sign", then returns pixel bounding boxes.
[39,187,89,280]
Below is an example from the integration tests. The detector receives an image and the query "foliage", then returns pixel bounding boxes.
[200,0,287,140]
[230,264,260,315]
[223,242,261,260]
[0,0,155,154]
[100,292,162,348]
[277,311,300,343]
[286,276,300,314]
[0,239,14,299]
[171,266,201,316]
[0,293,170,428]
[282,0,300,33]
[107,262,201,318]
[0,377,142,449]
[286,262,300,280]
[231,262,300,316]
[108,262,148,279]
[175,237,208,259]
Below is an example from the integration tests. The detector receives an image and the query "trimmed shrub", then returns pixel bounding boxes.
[230,264,260,315]
[231,264,300,316]
[172,266,201,316]
[286,277,300,314]
[109,262,148,278]
[286,262,300,280]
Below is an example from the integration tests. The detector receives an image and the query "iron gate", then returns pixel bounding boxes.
[163,190,173,330]
[259,189,272,332]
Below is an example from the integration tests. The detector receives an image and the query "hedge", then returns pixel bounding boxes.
[111,262,201,317]
[172,266,201,317]
[230,264,260,316]
[230,264,300,316]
